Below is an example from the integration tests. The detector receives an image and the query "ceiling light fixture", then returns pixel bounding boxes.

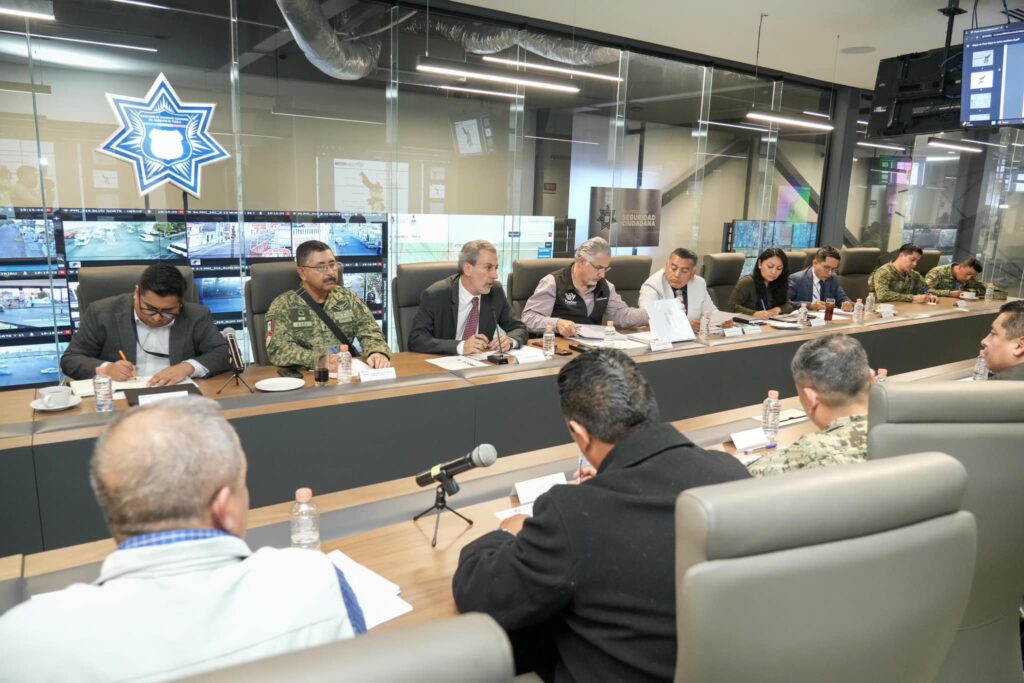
[927,138,983,153]
[433,84,522,99]
[697,119,770,133]
[857,141,907,152]
[525,135,599,146]
[964,139,1007,149]
[481,56,622,82]
[416,56,580,94]
[271,107,383,125]
[0,0,54,20]
[0,29,156,52]
[746,111,834,131]
[924,155,961,162]
[856,119,869,126]
[1012,142,1024,147]
[802,110,831,119]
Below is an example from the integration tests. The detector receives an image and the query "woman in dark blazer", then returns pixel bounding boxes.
[728,247,794,319]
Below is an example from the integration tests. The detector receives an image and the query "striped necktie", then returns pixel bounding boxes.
[462,297,480,340]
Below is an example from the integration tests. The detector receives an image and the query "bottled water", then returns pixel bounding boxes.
[336,345,352,384]
[676,292,687,317]
[698,311,711,342]
[762,390,781,448]
[797,303,808,326]
[290,487,321,550]
[876,368,889,383]
[865,291,876,314]
[93,374,114,413]
[972,354,989,381]
[984,282,995,303]
[853,298,865,325]
[604,321,616,348]
[542,324,556,359]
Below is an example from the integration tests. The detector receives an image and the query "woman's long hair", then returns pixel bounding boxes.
[752,247,790,308]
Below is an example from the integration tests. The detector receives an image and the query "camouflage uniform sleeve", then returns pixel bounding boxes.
[331,287,391,359]
[873,265,913,303]
[747,440,808,477]
[924,265,954,297]
[265,292,318,368]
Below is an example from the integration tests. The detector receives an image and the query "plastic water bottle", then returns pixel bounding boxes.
[336,345,352,384]
[93,374,114,413]
[604,321,616,348]
[876,368,889,383]
[972,355,989,381]
[984,282,995,303]
[853,298,865,325]
[675,292,687,317]
[865,291,876,314]
[698,311,711,342]
[290,487,321,550]
[542,324,556,359]
[797,303,808,326]
[762,390,781,448]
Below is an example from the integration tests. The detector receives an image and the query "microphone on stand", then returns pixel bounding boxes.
[487,305,511,365]
[216,327,254,394]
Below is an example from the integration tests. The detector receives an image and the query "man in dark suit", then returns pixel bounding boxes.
[788,245,854,311]
[452,349,750,683]
[407,240,527,355]
[61,263,230,385]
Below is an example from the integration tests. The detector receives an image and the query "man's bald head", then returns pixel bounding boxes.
[91,398,247,540]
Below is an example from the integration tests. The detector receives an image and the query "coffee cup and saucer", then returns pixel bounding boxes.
[31,386,82,412]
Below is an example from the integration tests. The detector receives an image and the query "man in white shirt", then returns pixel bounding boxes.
[0,397,363,682]
[60,263,230,386]
[408,239,528,355]
[522,237,649,337]
[638,247,719,330]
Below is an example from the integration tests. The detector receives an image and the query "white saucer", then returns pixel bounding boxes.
[31,395,83,412]
[254,377,305,392]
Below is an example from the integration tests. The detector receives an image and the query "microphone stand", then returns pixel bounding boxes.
[486,305,511,365]
[215,366,254,394]
[412,474,473,547]
[216,332,255,394]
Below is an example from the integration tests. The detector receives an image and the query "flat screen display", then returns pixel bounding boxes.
[961,23,1024,127]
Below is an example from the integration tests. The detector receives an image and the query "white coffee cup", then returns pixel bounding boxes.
[960,291,977,300]
[878,303,895,318]
[39,385,73,409]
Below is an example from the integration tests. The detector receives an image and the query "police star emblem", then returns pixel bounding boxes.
[99,73,229,198]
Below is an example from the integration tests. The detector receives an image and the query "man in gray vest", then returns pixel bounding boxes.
[522,237,649,337]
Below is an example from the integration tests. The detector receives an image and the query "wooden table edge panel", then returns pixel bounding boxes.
[0,554,22,582]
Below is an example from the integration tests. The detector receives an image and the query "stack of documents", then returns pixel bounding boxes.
[328,549,413,629]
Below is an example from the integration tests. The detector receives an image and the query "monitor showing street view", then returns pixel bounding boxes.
[0,217,58,260]
[63,220,187,261]
[0,279,71,330]
[0,341,66,388]
[196,276,244,314]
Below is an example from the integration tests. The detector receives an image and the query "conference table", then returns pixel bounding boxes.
[8,357,978,627]
[0,298,1000,556]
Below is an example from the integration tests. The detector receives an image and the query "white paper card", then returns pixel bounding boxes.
[494,502,534,520]
[730,426,768,451]
[809,318,827,328]
[137,390,189,406]
[426,356,488,370]
[514,472,567,504]
[359,367,397,383]
[649,338,673,352]
[742,325,763,335]
[723,326,744,338]
[577,324,609,340]
[508,346,547,364]
[644,299,696,343]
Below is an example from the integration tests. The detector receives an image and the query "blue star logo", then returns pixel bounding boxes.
[99,73,229,197]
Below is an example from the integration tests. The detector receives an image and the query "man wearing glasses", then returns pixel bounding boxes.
[265,240,391,369]
[522,236,649,337]
[60,263,230,386]
[788,245,854,312]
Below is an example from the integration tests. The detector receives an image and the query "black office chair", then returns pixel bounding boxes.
[245,262,302,365]
[77,265,196,314]
[700,253,745,309]
[391,262,459,352]
[607,255,653,307]
[505,258,574,319]
[838,247,881,301]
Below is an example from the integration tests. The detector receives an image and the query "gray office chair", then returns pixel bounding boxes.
[176,613,515,683]
[245,262,301,365]
[783,250,806,274]
[838,247,880,301]
[505,258,573,319]
[675,452,976,683]
[391,262,458,352]
[76,265,196,314]
[916,249,941,276]
[700,252,745,309]
[607,255,653,307]
[867,382,1024,683]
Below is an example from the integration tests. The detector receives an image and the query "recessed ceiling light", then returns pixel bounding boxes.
[417,56,579,94]
[857,141,907,152]
[481,56,622,83]
[927,138,983,153]
[747,111,834,131]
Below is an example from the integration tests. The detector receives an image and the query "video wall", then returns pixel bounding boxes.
[724,220,819,275]
[0,207,387,389]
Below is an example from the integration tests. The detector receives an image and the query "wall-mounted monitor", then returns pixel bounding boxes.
[60,209,187,262]
[961,23,1024,128]
[451,114,495,156]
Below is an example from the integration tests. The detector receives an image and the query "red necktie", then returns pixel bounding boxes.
[462,297,480,340]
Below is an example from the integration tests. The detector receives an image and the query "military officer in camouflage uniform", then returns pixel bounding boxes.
[748,334,870,476]
[924,256,1007,300]
[265,240,391,369]
[867,243,938,303]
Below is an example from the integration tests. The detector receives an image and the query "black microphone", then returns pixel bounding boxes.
[415,444,497,488]
[221,327,245,373]
[487,305,511,365]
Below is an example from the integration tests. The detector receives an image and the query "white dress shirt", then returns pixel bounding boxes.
[132,313,209,378]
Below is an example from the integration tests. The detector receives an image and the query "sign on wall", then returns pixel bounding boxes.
[99,73,229,198]
[587,187,661,247]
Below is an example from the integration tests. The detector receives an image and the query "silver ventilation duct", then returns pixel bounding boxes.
[276,0,381,80]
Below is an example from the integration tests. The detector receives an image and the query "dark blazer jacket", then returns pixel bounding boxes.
[788,266,851,306]
[452,423,751,683]
[60,293,230,380]
[407,274,528,355]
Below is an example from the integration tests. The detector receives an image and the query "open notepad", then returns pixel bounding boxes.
[70,376,197,398]
[328,549,413,629]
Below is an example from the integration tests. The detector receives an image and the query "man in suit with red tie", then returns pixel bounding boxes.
[408,240,528,355]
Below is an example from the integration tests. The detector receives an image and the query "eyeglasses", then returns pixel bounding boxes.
[138,302,180,320]
[300,261,340,273]
[586,260,612,274]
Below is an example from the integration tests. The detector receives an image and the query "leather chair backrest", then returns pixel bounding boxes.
[607,255,653,307]
[783,250,806,273]
[867,382,1024,683]
[245,262,301,365]
[392,262,459,352]
[77,265,196,314]
[175,613,515,683]
[699,253,745,309]
[675,452,975,683]
[506,258,574,319]
[916,249,941,276]
[838,247,880,301]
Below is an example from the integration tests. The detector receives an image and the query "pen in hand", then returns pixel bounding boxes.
[117,350,137,379]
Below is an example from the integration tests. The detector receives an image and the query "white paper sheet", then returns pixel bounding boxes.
[426,356,489,370]
[730,426,768,451]
[644,299,696,342]
[514,472,567,504]
[328,549,412,629]
[494,503,534,520]
[577,324,610,339]
[508,347,547,364]
[70,376,196,397]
